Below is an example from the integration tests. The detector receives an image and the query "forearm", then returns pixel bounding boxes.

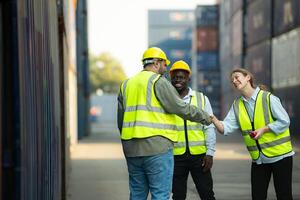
[210,114,224,134]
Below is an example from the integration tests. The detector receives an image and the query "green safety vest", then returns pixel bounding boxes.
[233,90,292,160]
[173,91,207,155]
[120,71,178,142]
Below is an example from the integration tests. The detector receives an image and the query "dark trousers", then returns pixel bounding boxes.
[251,156,293,200]
[172,153,215,200]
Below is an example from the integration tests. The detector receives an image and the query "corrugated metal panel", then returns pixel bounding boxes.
[231,9,243,56]
[273,0,300,37]
[232,54,243,68]
[16,0,63,199]
[230,0,243,17]
[196,52,219,70]
[1,0,21,199]
[273,86,300,139]
[220,18,231,60]
[0,2,2,195]
[196,27,218,51]
[220,0,231,25]
[148,27,192,49]
[195,5,218,27]
[272,27,300,89]
[245,40,271,88]
[149,10,194,26]
[246,0,272,47]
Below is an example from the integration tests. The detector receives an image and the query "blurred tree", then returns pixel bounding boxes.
[89,52,127,94]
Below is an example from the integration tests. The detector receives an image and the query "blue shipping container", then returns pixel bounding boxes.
[149,10,194,26]
[197,52,219,70]
[195,5,218,26]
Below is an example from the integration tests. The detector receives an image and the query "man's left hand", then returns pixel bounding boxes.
[202,155,213,172]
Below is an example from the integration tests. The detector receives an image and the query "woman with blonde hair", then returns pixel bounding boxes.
[211,68,294,200]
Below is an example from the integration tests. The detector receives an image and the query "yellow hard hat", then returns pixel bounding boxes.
[142,47,170,66]
[169,60,192,76]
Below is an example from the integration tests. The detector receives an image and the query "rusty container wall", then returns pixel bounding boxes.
[273,86,300,139]
[246,0,272,47]
[273,0,300,37]
[196,27,218,52]
[245,40,271,88]
[272,27,300,89]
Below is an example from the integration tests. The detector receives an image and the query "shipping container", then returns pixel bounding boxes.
[219,18,231,60]
[164,49,192,64]
[230,0,243,17]
[273,0,300,37]
[148,27,192,49]
[196,52,219,70]
[76,0,90,139]
[231,9,243,56]
[195,5,218,27]
[245,40,271,88]
[272,27,300,89]
[197,71,221,98]
[231,54,243,68]
[0,3,2,194]
[220,0,231,25]
[220,57,233,93]
[209,98,221,118]
[246,0,272,47]
[0,0,78,199]
[273,86,300,139]
[149,10,194,26]
[196,27,218,51]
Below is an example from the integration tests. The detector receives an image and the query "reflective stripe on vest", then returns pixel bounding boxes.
[173,91,207,155]
[233,90,292,160]
[121,71,178,141]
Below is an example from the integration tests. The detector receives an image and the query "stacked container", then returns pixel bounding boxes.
[245,0,272,87]
[148,10,194,80]
[272,0,300,137]
[194,5,221,117]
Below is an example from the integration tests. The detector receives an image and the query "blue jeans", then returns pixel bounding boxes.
[125,149,174,200]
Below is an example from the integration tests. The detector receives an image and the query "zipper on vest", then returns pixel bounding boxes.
[184,119,190,154]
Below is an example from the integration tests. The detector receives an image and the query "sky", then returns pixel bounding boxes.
[88,0,217,77]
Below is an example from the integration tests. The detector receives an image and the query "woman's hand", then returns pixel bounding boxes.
[210,114,225,134]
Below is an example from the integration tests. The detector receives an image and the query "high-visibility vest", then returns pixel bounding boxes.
[233,90,293,160]
[120,71,178,142]
[173,91,206,155]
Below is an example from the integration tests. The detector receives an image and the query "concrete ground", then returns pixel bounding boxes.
[67,122,300,200]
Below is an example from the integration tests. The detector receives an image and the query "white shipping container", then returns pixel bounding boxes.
[272,27,300,89]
